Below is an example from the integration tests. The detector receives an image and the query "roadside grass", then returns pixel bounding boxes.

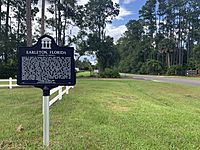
[1,80,200,149]
[120,72,200,80]
[76,71,91,78]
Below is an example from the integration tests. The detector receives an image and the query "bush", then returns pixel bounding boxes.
[140,59,163,75]
[166,65,185,76]
[0,63,17,79]
[100,68,120,78]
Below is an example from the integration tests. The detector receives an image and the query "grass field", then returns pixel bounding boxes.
[76,71,91,78]
[1,79,200,149]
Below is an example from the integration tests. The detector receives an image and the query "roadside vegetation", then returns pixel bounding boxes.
[1,79,200,149]
[76,71,91,78]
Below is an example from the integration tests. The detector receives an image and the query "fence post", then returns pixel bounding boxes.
[66,86,69,94]
[42,97,44,115]
[9,77,12,89]
[59,86,62,100]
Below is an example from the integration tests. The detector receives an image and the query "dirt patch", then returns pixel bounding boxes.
[107,102,130,112]
[184,94,198,99]
[0,140,12,149]
[111,105,130,112]
[118,95,136,101]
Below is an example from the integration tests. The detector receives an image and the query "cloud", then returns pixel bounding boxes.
[116,7,132,20]
[106,24,127,42]
[123,0,136,4]
[77,0,89,5]
[112,0,119,4]
[77,0,132,20]
[77,0,120,5]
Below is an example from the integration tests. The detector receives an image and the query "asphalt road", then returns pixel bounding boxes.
[121,74,200,86]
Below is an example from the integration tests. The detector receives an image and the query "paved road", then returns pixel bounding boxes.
[121,74,200,86]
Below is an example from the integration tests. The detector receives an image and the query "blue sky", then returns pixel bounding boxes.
[112,0,147,27]
[106,0,147,42]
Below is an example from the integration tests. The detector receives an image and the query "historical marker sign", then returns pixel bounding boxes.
[17,35,76,86]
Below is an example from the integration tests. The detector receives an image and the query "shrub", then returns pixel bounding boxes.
[140,59,163,75]
[0,63,17,79]
[166,65,185,76]
[100,68,120,78]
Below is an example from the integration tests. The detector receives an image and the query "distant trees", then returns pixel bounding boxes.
[191,43,200,69]
[76,58,92,71]
[46,0,120,72]
[77,0,119,72]
[47,0,78,46]
[0,0,39,78]
[117,0,200,75]
[0,0,119,78]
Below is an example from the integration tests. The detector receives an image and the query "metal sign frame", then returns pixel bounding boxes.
[17,35,76,86]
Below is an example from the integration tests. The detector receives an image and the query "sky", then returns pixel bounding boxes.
[77,0,147,42]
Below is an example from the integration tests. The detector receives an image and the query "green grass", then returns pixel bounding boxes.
[0,82,17,86]
[1,79,200,149]
[76,71,91,78]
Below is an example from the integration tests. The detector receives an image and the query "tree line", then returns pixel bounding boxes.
[0,0,119,78]
[1,0,200,78]
[117,0,200,75]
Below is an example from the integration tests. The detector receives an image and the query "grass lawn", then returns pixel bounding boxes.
[1,79,200,149]
[76,71,91,78]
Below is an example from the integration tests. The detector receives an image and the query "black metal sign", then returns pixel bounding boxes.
[17,35,76,86]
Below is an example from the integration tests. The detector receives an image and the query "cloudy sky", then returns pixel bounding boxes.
[77,0,146,42]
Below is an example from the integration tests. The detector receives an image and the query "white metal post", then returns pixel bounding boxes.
[43,96,49,146]
[9,77,12,89]
[59,86,62,100]
[66,86,69,94]
[42,97,44,115]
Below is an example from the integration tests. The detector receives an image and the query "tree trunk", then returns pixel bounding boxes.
[26,0,32,47]
[58,0,62,46]
[5,0,10,63]
[167,52,170,68]
[0,0,1,60]
[0,0,2,34]
[55,1,58,43]
[17,5,20,47]
[41,0,45,35]
[178,14,182,65]
[62,17,67,46]
[5,0,10,38]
